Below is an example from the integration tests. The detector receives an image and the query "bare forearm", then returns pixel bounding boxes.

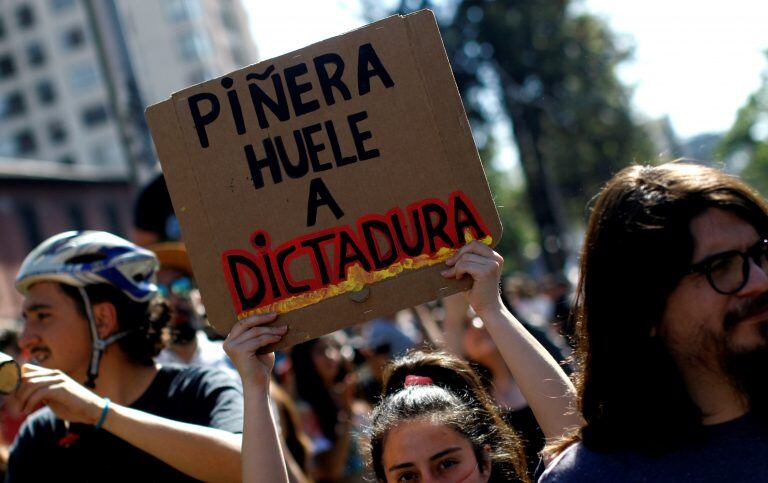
[478,304,581,439]
[101,403,242,482]
[442,293,470,355]
[242,385,289,483]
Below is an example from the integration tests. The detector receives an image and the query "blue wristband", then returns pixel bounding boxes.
[95,398,110,430]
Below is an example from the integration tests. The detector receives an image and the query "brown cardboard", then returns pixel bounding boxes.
[145,9,502,349]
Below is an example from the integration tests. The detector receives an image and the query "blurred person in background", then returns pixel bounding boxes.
[149,242,236,378]
[291,333,369,482]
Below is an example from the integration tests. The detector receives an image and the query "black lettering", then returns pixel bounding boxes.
[276,245,311,294]
[302,124,332,172]
[314,53,352,105]
[247,74,290,129]
[275,131,309,179]
[226,255,266,311]
[357,43,395,95]
[348,111,380,161]
[391,210,425,257]
[245,140,282,189]
[453,195,488,240]
[285,63,320,116]
[222,77,246,135]
[300,233,336,285]
[324,120,357,167]
[261,253,282,300]
[338,230,372,280]
[306,177,344,227]
[188,92,220,148]
[361,220,398,270]
[422,203,454,253]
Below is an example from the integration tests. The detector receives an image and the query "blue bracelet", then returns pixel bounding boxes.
[95,398,110,430]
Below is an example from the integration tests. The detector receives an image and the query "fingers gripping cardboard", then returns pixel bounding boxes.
[145,10,502,349]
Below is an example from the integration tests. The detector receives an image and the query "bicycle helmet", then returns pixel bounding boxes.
[16,231,159,387]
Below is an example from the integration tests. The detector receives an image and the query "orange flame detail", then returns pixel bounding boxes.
[236,231,492,319]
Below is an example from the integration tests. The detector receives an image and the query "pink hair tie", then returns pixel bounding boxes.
[404,375,434,386]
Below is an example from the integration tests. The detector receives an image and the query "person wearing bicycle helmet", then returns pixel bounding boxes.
[7,231,244,482]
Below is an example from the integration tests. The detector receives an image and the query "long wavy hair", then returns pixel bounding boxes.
[551,162,768,456]
[366,349,529,482]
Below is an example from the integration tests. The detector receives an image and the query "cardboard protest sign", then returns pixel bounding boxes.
[145,9,502,348]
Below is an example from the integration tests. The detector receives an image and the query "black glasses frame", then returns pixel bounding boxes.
[687,238,768,295]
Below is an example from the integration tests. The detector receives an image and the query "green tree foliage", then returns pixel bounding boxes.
[366,0,651,273]
[719,58,768,197]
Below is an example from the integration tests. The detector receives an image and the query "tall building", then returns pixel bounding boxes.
[0,0,259,318]
[0,0,129,171]
[0,0,259,172]
[115,0,258,107]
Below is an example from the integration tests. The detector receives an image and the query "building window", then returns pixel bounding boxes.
[1,129,39,157]
[50,0,76,13]
[16,129,37,155]
[48,120,67,144]
[16,5,36,29]
[220,5,239,32]
[36,79,57,104]
[104,203,123,237]
[68,63,100,92]
[187,67,215,85]
[27,42,46,67]
[16,203,42,250]
[163,0,201,22]
[67,204,85,231]
[0,16,6,41]
[81,104,109,127]
[177,30,211,62]
[0,91,26,118]
[231,47,249,67]
[60,26,86,52]
[0,55,16,80]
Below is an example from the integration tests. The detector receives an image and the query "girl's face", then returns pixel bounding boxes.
[461,318,499,365]
[381,418,490,483]
[310,337,341,385]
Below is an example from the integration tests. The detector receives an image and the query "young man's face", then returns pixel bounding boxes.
[19,282,92,380]
[661,208,768,378]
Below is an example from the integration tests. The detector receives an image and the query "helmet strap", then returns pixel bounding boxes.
[78,287,133,389]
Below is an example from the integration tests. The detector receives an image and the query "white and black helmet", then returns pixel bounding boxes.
[16,231,160,387]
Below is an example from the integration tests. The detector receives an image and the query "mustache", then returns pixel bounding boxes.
[724,291,768,331]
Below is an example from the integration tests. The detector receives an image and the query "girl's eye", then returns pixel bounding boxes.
[438,458,459,470]
[397,471,419,482]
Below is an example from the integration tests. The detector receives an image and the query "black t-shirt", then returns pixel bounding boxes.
[7,365,243,483]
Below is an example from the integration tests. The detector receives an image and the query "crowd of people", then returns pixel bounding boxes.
[1,160,767,482]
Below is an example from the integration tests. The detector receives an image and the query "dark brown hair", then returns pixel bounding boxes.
[367,349,529,482]
[60,283,170,366]
[553,161,768,456]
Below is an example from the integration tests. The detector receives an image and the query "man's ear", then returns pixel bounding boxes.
[91,302,119,339]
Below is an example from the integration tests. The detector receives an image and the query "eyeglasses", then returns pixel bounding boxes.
[157,276,194,299]
[687,239,768,295]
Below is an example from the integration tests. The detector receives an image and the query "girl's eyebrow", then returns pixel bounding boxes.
[430,447,462,461]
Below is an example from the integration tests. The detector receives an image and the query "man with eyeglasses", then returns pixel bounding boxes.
[151,242,237,378]
[541,162,768,482]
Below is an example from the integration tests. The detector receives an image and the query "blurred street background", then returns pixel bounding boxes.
[1,0,767,320]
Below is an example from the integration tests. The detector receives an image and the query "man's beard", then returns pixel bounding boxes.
[721,291,768,422]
